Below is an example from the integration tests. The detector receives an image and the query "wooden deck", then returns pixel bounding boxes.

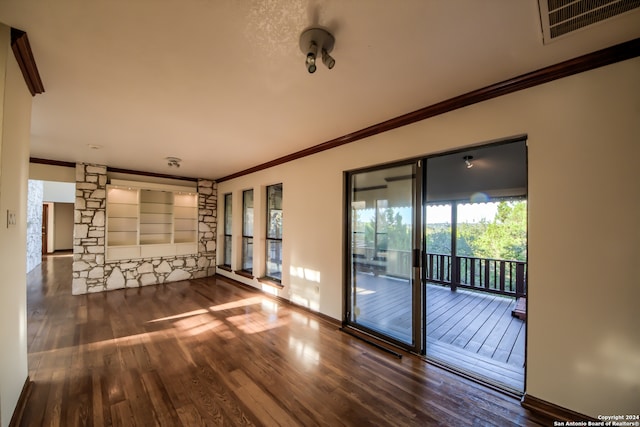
[353,272,525,392]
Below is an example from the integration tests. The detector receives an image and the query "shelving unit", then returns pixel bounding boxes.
[106,188,139,246]
[106,182,198,260]
[140,190,173,245]
[174,193,198,243]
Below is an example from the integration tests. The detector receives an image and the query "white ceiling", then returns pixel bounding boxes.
[1,1,639,180]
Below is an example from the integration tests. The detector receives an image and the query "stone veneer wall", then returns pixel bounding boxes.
[72,164,107,294]
[72,164,217,295]
[26,179,44,273]
[196,179,217,272]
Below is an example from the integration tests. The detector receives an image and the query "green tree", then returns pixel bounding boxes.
[470,201,527,261]
[457,221,487,257]
[426,223,452,255]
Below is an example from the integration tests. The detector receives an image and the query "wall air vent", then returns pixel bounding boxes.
[539,0,640,43]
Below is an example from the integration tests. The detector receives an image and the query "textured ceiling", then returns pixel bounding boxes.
[1,0,639,180]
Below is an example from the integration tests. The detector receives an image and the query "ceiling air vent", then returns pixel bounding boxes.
[539,0,640,43]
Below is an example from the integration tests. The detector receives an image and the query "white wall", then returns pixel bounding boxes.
[0,24,33,427]
[29,162,75,182]
[43,181,74,203]
[217,58,640,417]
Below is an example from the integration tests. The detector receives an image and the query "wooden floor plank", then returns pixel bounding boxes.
[492,316,524,363]
[91,370,105,427]
[426,340,523,391]
[449,296,502,347]
[19,254,550,426]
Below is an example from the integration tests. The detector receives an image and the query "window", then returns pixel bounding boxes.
[241,189,254,273]
[265,184,283,281]
[223,193,232,267]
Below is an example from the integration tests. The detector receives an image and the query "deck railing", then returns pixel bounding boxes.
[353,248,527,298]
[426,253,527,298]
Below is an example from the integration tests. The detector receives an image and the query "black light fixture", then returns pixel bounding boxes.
[463,155,474,169]
[299,28,335,74]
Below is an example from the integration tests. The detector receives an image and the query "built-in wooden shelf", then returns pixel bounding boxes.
[106,180,198,260]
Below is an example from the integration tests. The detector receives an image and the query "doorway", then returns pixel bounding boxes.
[42,204,49,254]
[345,139,527,393]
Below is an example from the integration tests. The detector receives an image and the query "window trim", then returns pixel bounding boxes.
[221,192,232,268]
[239,188,254,275]
[264,183,283,283]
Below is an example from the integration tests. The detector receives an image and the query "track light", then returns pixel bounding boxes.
[306,41,318,73]
[299,28,335,73]
[463,155,474,169]
[322,49,335,69]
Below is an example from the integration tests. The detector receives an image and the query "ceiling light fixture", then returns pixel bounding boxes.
[463,155,474,169]
[299,28,335,74]
[166,157,181,168]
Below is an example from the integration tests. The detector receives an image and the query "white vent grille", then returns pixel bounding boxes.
[539,0,640,43]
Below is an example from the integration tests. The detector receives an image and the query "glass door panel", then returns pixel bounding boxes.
[347,163,416,346]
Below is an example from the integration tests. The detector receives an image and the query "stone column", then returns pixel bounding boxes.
[72,163,107,294]
[26,180,43,273]
[197,179,217,278]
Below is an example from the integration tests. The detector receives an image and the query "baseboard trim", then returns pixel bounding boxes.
[9,377,32,427]
[521,393,595,422]
[339,325,404,359]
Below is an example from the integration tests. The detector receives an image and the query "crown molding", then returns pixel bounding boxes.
[29,157,76,168]
[217,37,640,182]
[10,28,44,96]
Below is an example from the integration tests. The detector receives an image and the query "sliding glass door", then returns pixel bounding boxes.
[345,139,527,393]
[346,162,420,348]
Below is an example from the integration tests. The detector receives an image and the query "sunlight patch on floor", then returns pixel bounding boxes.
[226,314,288,334]
[180,319,225,337]
[261,298,278,313]
[209,296,263,312]
[147,308,209,323]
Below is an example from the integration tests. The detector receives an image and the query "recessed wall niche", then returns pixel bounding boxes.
[106,180,198,260]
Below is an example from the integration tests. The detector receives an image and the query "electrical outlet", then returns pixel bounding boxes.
[7,210,17,227]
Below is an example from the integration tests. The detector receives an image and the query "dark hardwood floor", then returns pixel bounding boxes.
[21,255,553,426]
